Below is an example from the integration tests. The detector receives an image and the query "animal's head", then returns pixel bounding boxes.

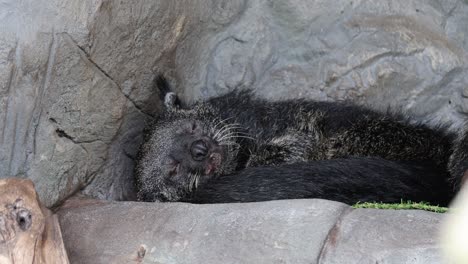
[135,76,243,201]
[136,115,243,201]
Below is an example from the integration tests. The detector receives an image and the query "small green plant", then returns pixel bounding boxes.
[353,200,448,213]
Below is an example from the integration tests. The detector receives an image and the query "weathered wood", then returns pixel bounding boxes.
[0,178,69,264]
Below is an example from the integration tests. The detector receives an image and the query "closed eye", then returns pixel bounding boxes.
[191,122,197,133]
[168,163,179,177]
[166,155,179,166]
[166,155,180,177]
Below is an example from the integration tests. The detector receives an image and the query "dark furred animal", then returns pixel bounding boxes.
[449,125,468,190]
[135,75,459,203]
[184,157,452,206]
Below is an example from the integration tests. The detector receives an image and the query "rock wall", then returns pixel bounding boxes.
[1,0,468,206]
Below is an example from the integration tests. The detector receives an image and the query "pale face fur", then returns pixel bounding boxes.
[136,116,241,202]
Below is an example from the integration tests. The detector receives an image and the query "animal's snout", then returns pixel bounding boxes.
[16,209,32,231]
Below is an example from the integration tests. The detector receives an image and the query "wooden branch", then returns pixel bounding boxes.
[0,178,69,264]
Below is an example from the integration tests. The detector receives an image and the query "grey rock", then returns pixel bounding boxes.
[24,33,130,207]
[58,199,348,264]
[181,0,468,130]
[319,208,447,264]
[57,199,448,264]
[2,0,468,205]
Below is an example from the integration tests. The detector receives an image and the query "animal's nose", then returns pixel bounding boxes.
[191,140,209,161]
[16,209,32,231]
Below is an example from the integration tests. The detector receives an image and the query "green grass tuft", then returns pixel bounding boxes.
[352,200,448,213]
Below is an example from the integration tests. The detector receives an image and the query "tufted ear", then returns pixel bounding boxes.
[156,74,181,110]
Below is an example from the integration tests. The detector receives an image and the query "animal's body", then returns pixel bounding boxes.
[134,76,461,204]
[449,126,468,190]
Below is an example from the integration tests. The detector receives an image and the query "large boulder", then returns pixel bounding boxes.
[57,199,447,264]
[1,0,468,205]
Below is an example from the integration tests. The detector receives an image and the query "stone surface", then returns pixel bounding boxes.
[182,0,468,131]
[2,0,468,205]
[58,199,348,264]
[319,208,446,264]
[57,198,448,264]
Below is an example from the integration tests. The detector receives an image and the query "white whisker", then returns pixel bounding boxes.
[188,173,195,192]
[194,172,200,189]
[213,118,226,131]
[212,117,235,134]
[234,135,255,140]
[218,131,239,141]
[218,123,241,133]
[213,123,241,141]
[220,134,255,142]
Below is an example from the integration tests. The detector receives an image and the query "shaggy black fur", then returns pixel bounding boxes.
[134,75,459,203]
[184,157,452,206]
[449,124,468,190]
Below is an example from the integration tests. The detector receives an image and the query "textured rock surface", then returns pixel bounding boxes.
[57,199,447,264]
[2,0,468,205]
[183,0,468,130]
[319,208,446,264]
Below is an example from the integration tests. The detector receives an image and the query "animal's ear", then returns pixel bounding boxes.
[164,91,178,109]
[156,74,182,110]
